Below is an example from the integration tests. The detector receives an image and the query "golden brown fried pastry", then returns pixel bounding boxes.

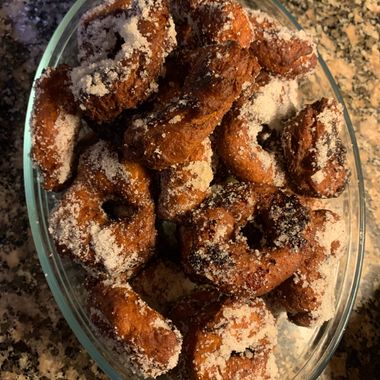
[180,182,313,297]
[195,0,253,47]
[123,41,260,169]
[171,0,253,48]
[282,98,349,198]
[49,140,156,279]
[31,65,81,191]
[249,9,317,79]
[197,0,254,47]
[70,0,177,123]
[88,280,182,379]
[170,290,277,380]
[274,209,345,327]
[130,258,198,315]
[158,138,213,221]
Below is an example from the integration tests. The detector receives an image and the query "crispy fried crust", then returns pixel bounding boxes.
[31,65,81,191]
[88,280,182,378]
[158,138,213,221]
[171,0,253,48]
[195,0,254,47]
[71,0,177,124]
[282,98,349,198]
[49,141,156,279]
[249,9,317,79]
[130,258,198,315]
[180,182,312,297]
[273,210,343,327]
[170,290,277,380]
[123,41,260,169]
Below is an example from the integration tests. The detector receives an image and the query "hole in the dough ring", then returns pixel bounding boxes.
[257,124,278,152]
[241,221,264,250]
[241,191,310,251]
[107,31,124,60]
[102,199,137,221]
[231,347,255,358]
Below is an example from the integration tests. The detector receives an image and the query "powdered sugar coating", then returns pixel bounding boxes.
[182,140,213,193]
[33,109,80,184]
[90,224,142,277]
[48,183,96,261]
[314,99,344,170]
[80,140,131,184]
[73,10,151,97]
[241,76,300,130]
[249,8,316,51]
[308,212,346,325]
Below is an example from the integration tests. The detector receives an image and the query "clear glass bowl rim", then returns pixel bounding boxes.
[23,0,366,379]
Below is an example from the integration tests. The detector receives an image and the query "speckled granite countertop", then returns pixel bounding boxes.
[0,0,379,379]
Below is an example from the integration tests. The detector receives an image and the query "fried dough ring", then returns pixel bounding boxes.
[282,98,349,198]
[218,110,284,186]
[218,72,301,185]
[123,41,260,169]
[88,280,182,379]
[158,138,213,221]
[49,140,156,279]
[170,289,277,380]
[70,0,177,124]
[31,65,81,191]
[274,209,344,326]
[249,9,317,79]
[180,182,312,297]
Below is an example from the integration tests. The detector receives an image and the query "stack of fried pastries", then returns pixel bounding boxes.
[31,0,350,378]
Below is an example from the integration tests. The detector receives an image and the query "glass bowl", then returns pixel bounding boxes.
[23,0,365,379]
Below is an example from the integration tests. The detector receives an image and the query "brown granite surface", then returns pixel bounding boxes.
[0,0,379,379]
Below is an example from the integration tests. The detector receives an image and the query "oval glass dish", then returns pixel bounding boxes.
[23,0,365,379]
